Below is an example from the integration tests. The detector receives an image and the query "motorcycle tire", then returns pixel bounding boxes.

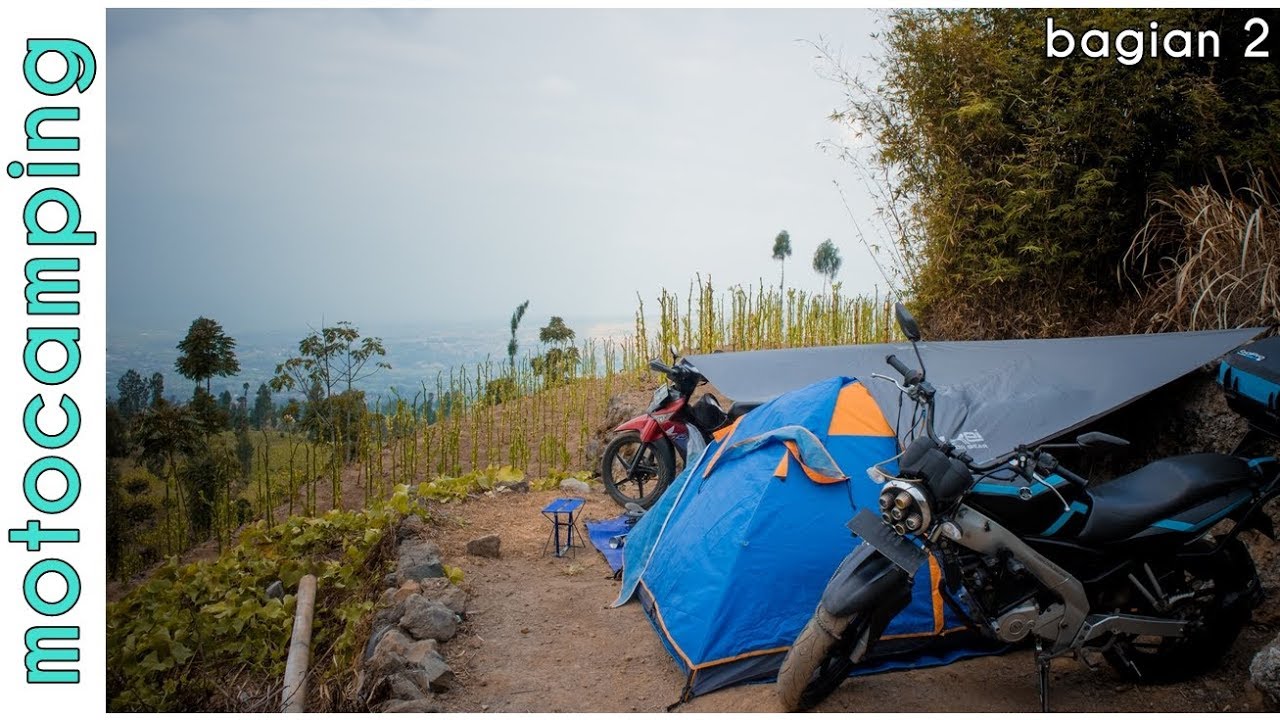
[776,607,873,711]
[600,431,676,509]
[1103,537,1258,683]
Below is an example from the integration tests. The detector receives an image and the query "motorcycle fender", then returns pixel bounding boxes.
[613,415,658,438]
[819,543,914,620]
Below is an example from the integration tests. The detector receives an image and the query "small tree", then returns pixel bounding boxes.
[539,316,575,344]
[251,383,274,429]
[116,369,149,421]
[507,300,530,372]
[813,239,843,292]
[175,316,240,394]
[534,316,579,386]
[148,372,165,408]
[772,230,792,293]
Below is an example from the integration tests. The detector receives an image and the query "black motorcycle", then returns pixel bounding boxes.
[777,304,1277,711]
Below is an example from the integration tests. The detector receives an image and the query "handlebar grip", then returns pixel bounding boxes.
[885,354,922,386]
[886,354,912,378]
[1054,464,1089,488]
[648,360,672,374]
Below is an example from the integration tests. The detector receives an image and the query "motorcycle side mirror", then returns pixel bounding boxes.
[669,345,679,362]
[894,302,922,343]
[1076,432,1130,451]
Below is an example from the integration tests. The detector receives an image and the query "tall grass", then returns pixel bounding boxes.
[1124,165,1279,331]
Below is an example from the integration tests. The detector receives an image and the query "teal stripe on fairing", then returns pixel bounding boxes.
[972,474,1068,497]
[1041,501,1089,537]
[1150,496,1249,533]
[1248,457,1277,469]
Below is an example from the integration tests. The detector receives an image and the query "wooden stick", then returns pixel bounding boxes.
[280,574,317,713]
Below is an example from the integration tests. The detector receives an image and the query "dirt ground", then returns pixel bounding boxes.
[423,488,1277,713]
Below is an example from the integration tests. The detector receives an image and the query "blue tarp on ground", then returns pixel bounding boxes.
[585,515,631,573]
[612,376,991,697]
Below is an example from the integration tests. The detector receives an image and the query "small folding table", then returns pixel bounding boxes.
[541,497,585,557]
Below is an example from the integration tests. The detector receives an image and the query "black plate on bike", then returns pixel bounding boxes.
[847,509,927,575]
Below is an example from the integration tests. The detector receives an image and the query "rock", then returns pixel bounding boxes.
[603,394,638,430]
[559,478,591,495]
[265,580,284,600]
[399,595,459,642]
[380,698,439,712]
[467,534,501,559]
[363,622,402,662]
[362,628,451,701]
[585,438,601,461]
[1251,633,1280,708]
[398,538,442,568]
[419,577,468,615]
[396,515,427,543]
[495,479,529,493]
[400,561,446,583]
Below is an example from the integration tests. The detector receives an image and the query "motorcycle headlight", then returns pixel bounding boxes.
[878,481,933,536]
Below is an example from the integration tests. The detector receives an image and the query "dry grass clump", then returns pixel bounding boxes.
[1123,164,1279,332]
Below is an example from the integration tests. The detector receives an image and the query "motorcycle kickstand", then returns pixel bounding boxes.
[1036,640,1051,713]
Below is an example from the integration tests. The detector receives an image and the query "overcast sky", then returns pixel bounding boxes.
[106,9,888,336]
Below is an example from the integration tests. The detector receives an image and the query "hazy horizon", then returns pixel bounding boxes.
[106,9,891,338]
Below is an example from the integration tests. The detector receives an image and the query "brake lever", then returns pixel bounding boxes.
[870,372,910,395]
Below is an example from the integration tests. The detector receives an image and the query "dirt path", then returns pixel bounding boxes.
[424,489,1275,713]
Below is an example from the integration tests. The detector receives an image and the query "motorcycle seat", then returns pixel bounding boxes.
[727,401,761,420]
[1076,453,1255,544]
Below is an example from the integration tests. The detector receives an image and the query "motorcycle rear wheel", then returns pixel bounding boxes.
[600,431,675,509]
[1103,538,1258,683]
[776,608,872,711]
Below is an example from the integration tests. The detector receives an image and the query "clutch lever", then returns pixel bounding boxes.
[870,372,910,395]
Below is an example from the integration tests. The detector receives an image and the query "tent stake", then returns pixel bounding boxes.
[281,574,317,713]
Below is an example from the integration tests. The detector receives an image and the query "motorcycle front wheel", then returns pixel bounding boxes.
[776,607,874,711]
[600,431,675,509]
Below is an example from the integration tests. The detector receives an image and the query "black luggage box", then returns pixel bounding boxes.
[1219,336,1280,438]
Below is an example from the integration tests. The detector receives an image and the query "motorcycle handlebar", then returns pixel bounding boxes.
[648,359,673,375]
[1053,463,1090,488]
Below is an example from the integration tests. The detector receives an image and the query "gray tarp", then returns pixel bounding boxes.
[688,328,1264,463]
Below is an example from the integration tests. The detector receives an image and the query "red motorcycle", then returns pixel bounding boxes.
[600,350,754,508]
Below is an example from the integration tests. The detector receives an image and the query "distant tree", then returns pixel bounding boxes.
[116,369,149,421]
[772,230,792,293]
[148,372,165,407]
[106,403,130,458]
[533,346,580,384]
[251,383,274,429]
[539,316,575,345]
[175,316,240,393]
[239,382,250,419]
[134,400,203,549]
[218,389,233,414]
[271,321,389,398]
[234,424,254,478]
[179,448,237,542]
[813,239,843,292]
[507,300,530,372]
[191,387,229,435]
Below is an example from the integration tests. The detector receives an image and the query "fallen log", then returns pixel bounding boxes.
[280,574,317,712]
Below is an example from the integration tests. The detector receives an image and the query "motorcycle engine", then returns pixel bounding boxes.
[992,601,1039,642]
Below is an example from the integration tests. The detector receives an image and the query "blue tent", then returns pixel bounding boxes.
[614,376,988,698]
